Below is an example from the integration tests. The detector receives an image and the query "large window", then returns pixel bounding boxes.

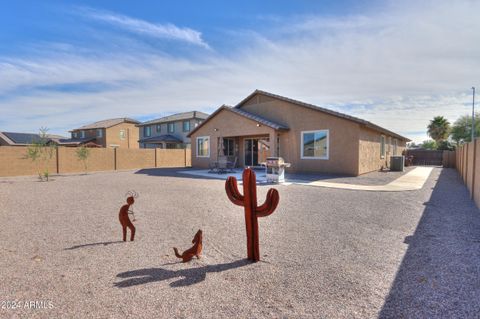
[144,126,151,137]
[80,131,85,138]
[96,129,103,138]
[223,138,235,156]
[380,135,386,158]
[301,130,329,159]
[393,138,398,155]
[168,123,175,133]
[156,124,161,133]
[183,121,190,132]
[196,136,210,157]
[119,130,126,140]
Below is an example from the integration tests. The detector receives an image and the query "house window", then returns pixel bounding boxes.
[156,124,161,133]
[96,129,103,138]
[80,131,85,138]
[183,121,190,132]
[168,123,175,133]
[119,130,126,140]
[196,136,210,157]
[380,135,386,158]
[144,126,151,137]
[393,139,398,155]
[72,132,77,138]
[223,138,235,156]
[301,130,329,159]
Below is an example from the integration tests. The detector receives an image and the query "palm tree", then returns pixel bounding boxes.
[427,116,450,142]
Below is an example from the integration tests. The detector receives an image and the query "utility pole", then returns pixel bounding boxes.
[472,86,476,142]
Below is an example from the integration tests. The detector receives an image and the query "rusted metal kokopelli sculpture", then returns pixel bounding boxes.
[225,168,279,262]
[119,191,138,242]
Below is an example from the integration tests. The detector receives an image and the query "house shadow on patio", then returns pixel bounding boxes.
[379,168,480,318]
[114,259,251,288]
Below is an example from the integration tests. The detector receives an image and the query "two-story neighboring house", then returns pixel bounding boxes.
[65,118,140,148]
[137,111,209,149]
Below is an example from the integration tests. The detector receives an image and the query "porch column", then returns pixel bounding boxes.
[269,130,278,157]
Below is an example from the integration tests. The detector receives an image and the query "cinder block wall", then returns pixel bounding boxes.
[0,146,57,177]
[0,146,191,177]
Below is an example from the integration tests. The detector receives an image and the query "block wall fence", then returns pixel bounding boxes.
[455,139,480,208]
[0,146,191,177]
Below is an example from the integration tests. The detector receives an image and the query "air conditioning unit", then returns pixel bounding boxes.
[390,155,405,171]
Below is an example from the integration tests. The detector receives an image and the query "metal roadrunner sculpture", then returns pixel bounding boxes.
[225,168,279,262]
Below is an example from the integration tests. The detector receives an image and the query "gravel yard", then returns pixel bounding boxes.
[0,167,479,318]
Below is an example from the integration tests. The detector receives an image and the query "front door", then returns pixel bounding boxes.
[244,137,270,167]
[244,139,259,166]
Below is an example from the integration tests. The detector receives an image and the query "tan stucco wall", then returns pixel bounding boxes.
[358,128,407,175]
[239,98,360,175]
[0,146,57,177]
[190,109,275,169]
[106,123,139,149]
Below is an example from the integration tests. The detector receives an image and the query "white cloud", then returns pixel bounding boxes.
[79,7,209,48]
[0,0,478,144]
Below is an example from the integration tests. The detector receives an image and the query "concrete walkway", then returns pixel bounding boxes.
[179,167,433,192]
[295,167,433,192]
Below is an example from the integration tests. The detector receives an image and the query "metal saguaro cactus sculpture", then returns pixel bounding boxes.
[225,168,279,262]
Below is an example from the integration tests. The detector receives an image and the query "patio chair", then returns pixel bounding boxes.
[217,157,228,174]
[208,161,218,173]
[226,157,237,173]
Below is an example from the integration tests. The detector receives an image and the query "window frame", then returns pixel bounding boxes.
[119,129,126,140]
[223,138,235,156]
[380,135,386,158]
[300,129,329,160]
[168,122,175,133]
[80,131,85,138]
[196,136,210,158]
[183,120,190,132]
[96,129,103,138]
[393,138,398,156]
[156,124,161,133]
[144,126,151,137]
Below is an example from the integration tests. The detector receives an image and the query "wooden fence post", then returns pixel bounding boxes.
[56,146,60,174]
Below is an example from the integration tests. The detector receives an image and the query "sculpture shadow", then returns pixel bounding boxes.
[114,259,250,288]
[64,241,124,250]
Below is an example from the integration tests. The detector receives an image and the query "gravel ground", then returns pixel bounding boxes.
[0,167,479,318]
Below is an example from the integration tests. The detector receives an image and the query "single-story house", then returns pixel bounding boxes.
[187,90,410,176]
[0,131,65,146]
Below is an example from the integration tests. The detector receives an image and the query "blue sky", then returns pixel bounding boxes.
[0,0,478,142]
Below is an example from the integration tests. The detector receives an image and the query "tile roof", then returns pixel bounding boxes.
[55,137,96,146]
[236,90,410,141]
[138,135,183,144]
[138,111,209,126]
[72,118,140,131]
[187,105,289,137]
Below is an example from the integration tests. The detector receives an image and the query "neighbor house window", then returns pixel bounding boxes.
[156,124,161,133]
[144,126,151,137]
[72,132,77,138]
[223,138,235,156]
[80,131,85,138]
[168,123,175,133]
[119,130,126,140]
[96,129,103,138]
[301,130,329,159]
[380,135,386,158]
[196,136,210,157]
[183,121,190,132]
